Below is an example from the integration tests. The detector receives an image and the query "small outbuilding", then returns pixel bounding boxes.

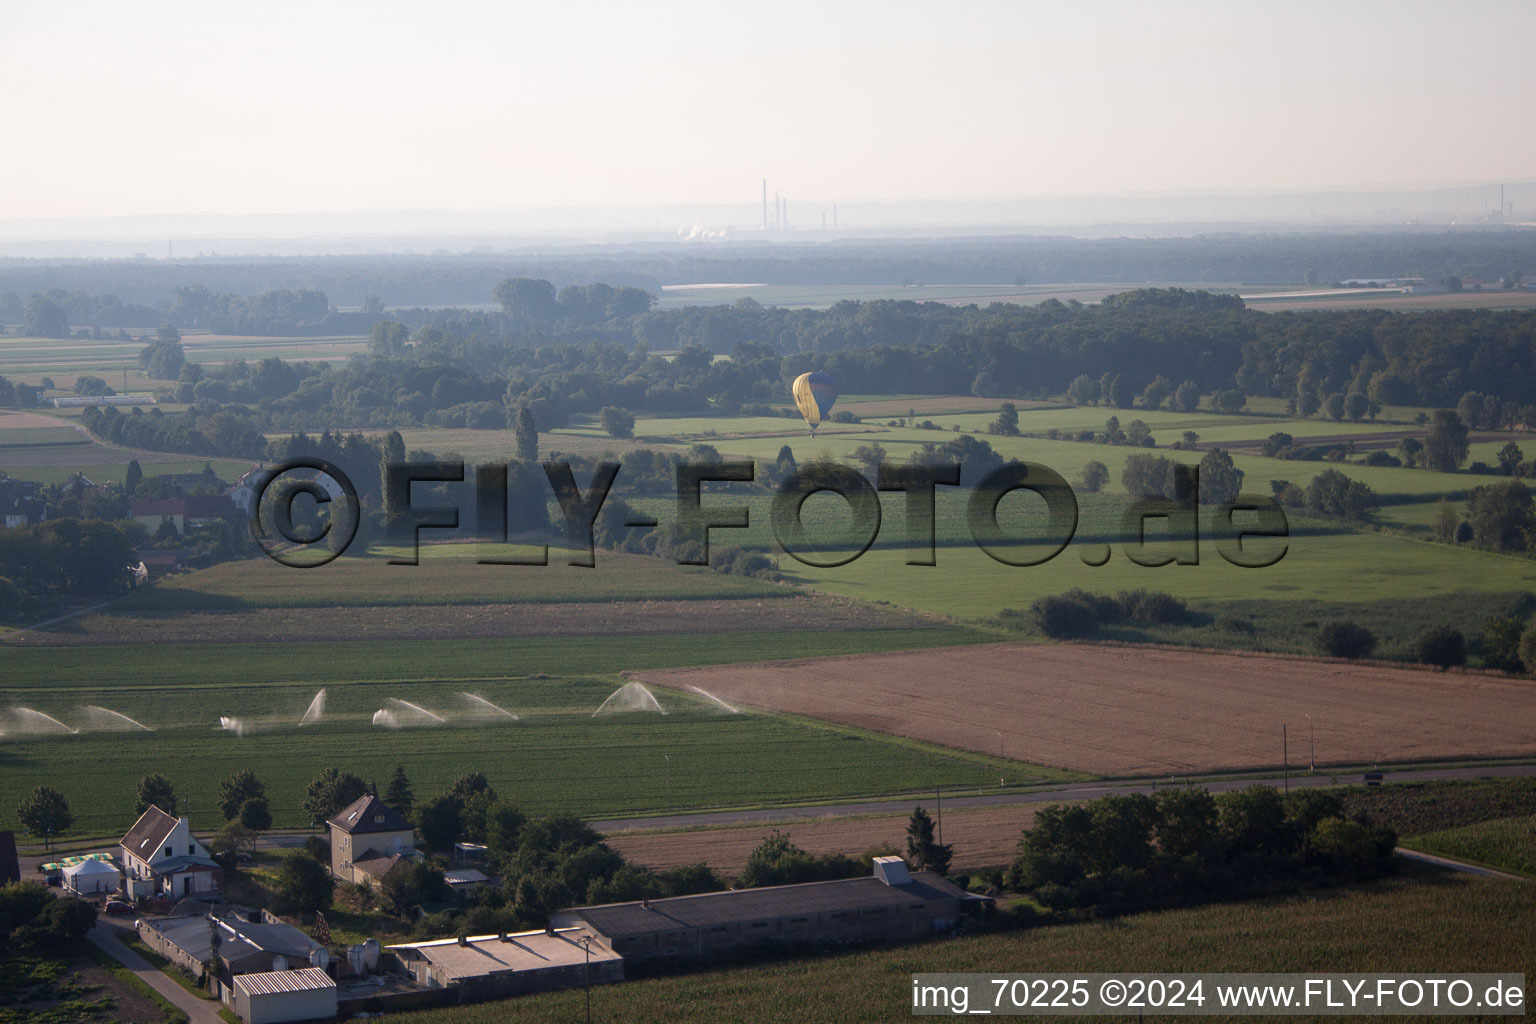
[63,858,120,896]
[232,967,337,1024]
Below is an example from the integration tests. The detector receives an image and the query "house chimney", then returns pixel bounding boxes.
[641,897,650,909]
[457,934,468,947]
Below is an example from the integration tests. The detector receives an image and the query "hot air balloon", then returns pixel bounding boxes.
[792,372,838,435]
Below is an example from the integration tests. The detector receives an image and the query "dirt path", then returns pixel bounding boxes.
[1393,848,1529,881]
[87,921,226,1024]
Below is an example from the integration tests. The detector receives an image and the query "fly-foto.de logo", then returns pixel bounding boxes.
[248,458,1289,570]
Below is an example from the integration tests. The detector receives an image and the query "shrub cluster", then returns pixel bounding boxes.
[1314,620,1378,659]
[1020,589,1190,639]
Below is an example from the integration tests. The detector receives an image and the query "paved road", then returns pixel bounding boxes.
[87,919,226,1024]
[591,764,1536,834]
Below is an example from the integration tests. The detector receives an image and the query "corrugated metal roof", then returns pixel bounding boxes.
[564,871,966,938]
[392,931,618,981]
[234,967,335,996]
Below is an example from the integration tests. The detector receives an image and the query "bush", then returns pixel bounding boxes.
[1520,619,1536,678]
[1116,589,1188,624]
[1306,818,1378,876]
[1029,594,1100,638]
[1414,626,1467,669]
[1314,620,1377,659]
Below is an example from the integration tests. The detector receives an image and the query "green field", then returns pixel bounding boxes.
[777,526,1536,620]
[1404,814,1536,877]
[118,548,792,609]
[387,871,1535,1024]
[0,620,1013,835]
[0,332,366,385]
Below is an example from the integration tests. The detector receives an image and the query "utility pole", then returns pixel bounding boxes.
[579,935,593,1024]
[1307,714,1315,772]
[663,754,671,812]
[935,787,943,848]
[1283,724,1289,794]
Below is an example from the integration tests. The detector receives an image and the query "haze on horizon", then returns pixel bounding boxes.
[2,0,1533,230]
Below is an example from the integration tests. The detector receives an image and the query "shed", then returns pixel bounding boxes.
[63,858,120,895]
[232,967,337,1024]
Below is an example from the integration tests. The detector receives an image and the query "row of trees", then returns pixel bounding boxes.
[1009,787,1395,916]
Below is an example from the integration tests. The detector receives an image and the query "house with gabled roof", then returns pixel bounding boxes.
[327,794,419,887]
[120,806,223,900]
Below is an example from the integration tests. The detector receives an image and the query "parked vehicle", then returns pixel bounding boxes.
[104,901,135,916]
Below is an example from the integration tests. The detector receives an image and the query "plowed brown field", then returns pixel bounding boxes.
[633,643,1536,775]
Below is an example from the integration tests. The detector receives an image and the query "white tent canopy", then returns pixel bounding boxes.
[63,858,120,895]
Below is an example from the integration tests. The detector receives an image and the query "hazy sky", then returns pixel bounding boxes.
[3,0,1533,220]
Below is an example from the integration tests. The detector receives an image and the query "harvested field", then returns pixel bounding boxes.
[633,643,1536,776]
[9,593,943,645]
[0,409,88,432]
[1248,290,1536,312]
[605,803,1041,875]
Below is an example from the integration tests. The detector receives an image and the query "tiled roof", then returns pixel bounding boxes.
[327,794,412,835]
[121,806,179,858]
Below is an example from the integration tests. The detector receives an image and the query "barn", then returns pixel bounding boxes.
[232,967,337,1024]
[551,857,974,962]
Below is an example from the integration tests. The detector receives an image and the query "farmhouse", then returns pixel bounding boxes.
[551,857,972,962]
[388,927,622,1001]
[119,806,223,900]
[327,793,420,886]
[129,495,238,534]
[137,914,329,1000]
[232,967,337,1024]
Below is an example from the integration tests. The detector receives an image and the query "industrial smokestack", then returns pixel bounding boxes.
[762,179,767,231]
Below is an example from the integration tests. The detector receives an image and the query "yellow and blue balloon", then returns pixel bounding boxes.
[791,372,838,435]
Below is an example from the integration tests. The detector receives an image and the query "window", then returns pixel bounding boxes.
[164,846,172,857]
[750,922,768,929]
[374,814,385,823]
[188,845,194,855]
